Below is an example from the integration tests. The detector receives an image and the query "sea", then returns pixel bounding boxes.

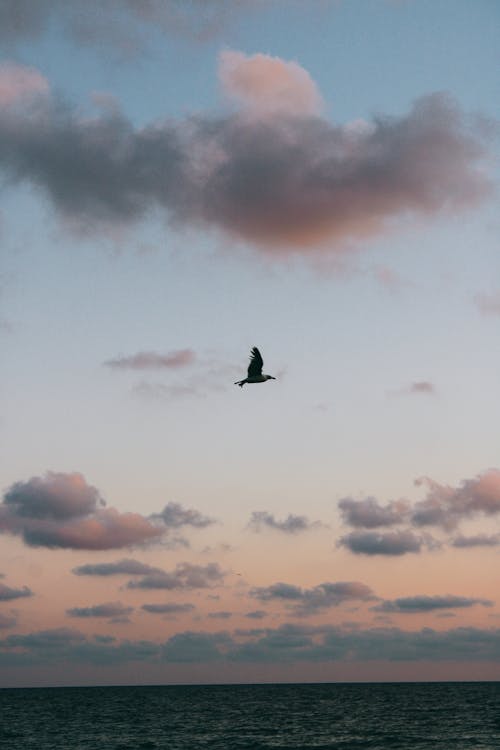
[1,682,499,750]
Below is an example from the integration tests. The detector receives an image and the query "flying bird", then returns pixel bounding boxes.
[235,347,276,388]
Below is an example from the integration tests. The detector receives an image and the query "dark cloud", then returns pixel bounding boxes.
[338,496,410,529]
[0,472,211,550]
[338,530,424,556]
[141,603,195,615]
[66,602,134,618]
[250,580,375,616]
[104,349,195,370]
[0,60,491,254]
[72,559,162,576]
[0,582,33,601]
[451,533,500,548]
[3,623,500,668]
[162,630,232,662]
[412,470,500,531]
[127,562,225,590]
[1,627,86,649]
[372,595,494,614]
[151,502,215,529]
[247,511,321,534]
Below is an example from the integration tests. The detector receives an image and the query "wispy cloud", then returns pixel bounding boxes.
[127,562,225,590]
[72,559,163,577]
[247,511,323,534]
[141,603,195,615]
[0,1,245,53]
[67,602,134,619]
[475,291,500,316]
[451,533,500,548]
[104,349,195,370]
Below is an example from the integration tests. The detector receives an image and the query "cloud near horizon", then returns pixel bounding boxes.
[0,472,214,550]
[3,623,500,667]
[0,58,492,254]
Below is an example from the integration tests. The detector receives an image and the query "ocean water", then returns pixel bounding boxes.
[1,682,499,750]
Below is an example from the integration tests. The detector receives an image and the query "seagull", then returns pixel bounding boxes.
[235,347,276,388]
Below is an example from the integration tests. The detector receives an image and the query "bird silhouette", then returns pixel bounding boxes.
[235,347,276,387]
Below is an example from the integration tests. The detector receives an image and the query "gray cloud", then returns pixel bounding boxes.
[338,530,424,556]
[151,502,215,529]
[72,559,163,577]
[0,0,244,51]
[451,533,500,548]
[372,595,494,614]
[3,623,500,668]
[127,562,225,590]
[1,472,212,550]
[247,511,322,534]
[338,496,410,529]
[141,603,195,615]
[250,580,375,616]
[162,630,232,663]
[0,60,491,254]
[66,602,134,618]
[104,349,196,370]
[0,582,33,601]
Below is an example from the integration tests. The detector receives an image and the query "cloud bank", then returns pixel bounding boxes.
[0,58,491,254]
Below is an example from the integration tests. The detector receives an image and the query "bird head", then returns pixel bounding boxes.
[265,375,276,381]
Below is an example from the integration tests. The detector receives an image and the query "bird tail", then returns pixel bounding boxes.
[234,380,246,387]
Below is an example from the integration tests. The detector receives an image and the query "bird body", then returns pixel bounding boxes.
[235,347,276,387]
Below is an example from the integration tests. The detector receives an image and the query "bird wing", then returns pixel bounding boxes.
[247,347,263,377]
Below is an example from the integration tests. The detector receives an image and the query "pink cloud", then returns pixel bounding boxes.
[413,469,500,530]
[0,472,211,550]
[104,348,196,370]
[475,291,500,316]
[0,61,49,107]
[219,50,324,117]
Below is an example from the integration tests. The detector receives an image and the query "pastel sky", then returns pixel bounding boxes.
[0,0,499,687]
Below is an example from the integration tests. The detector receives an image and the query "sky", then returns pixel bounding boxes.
[0,0,499,687]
